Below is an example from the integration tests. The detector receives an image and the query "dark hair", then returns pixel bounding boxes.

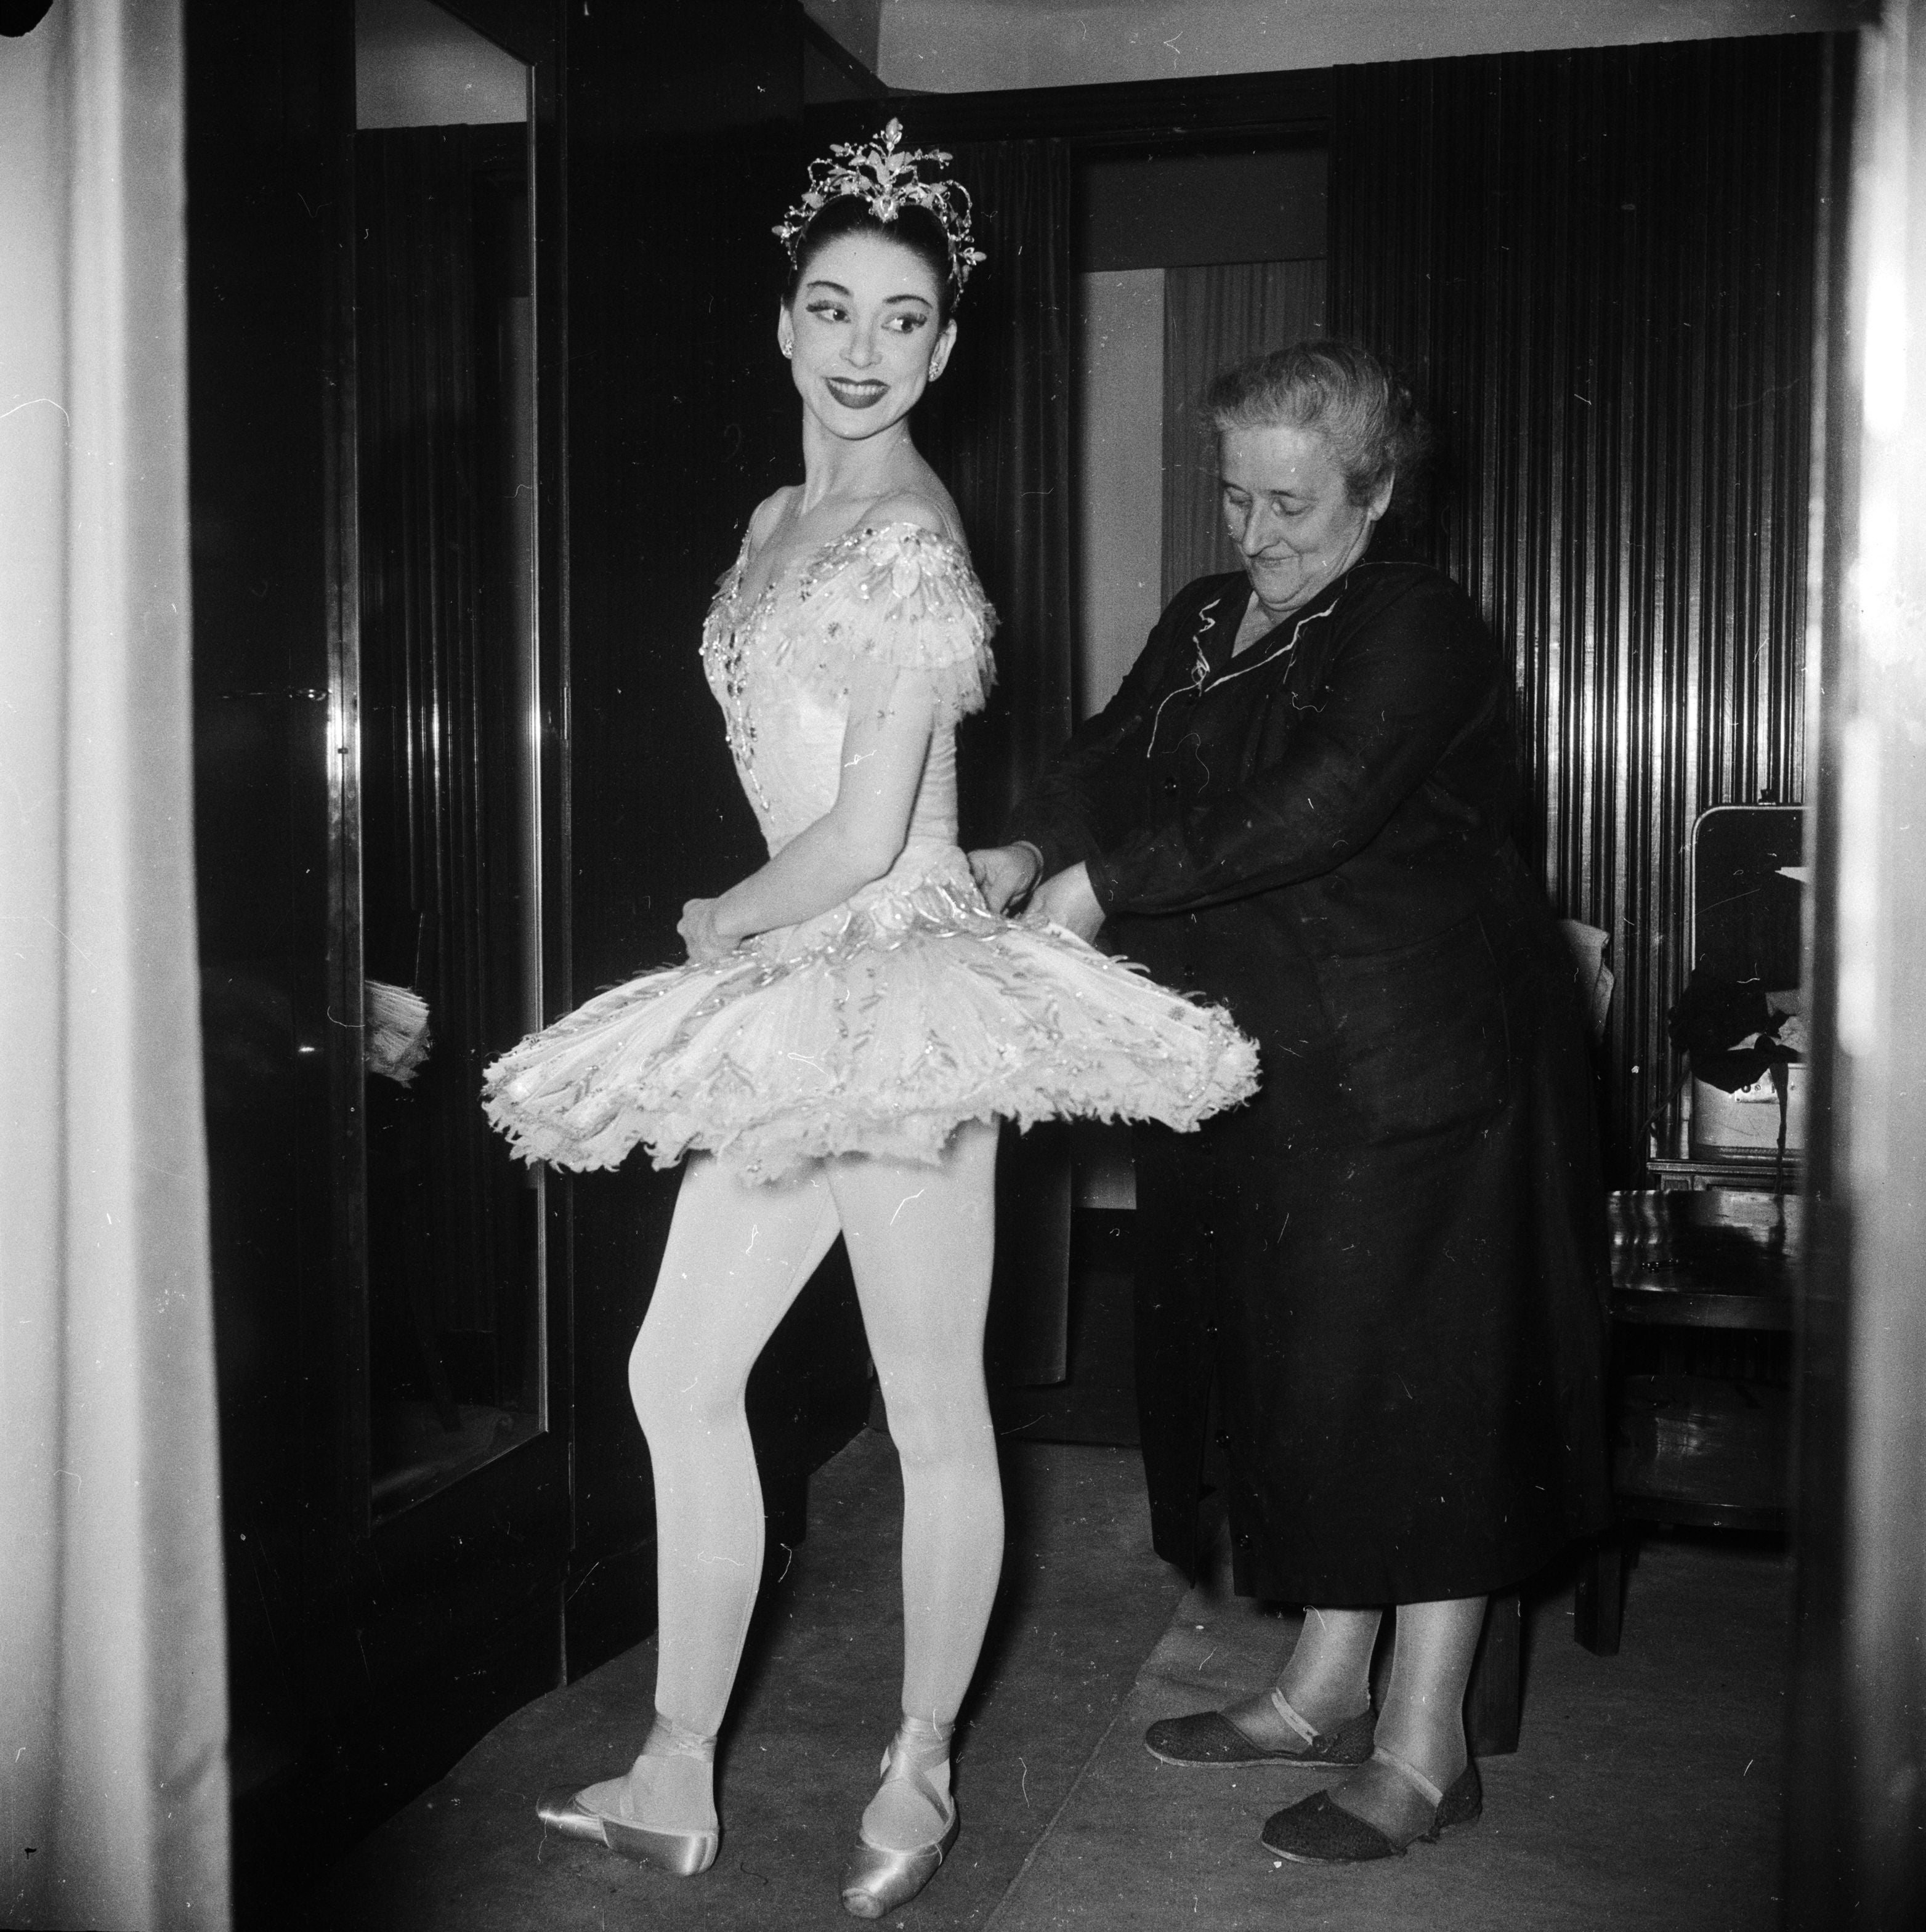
[1205,339,1430,512]
[783,196,961,326]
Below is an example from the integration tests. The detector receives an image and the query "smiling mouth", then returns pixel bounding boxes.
[825,378,889,410]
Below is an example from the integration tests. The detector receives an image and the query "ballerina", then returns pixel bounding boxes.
[484,120,1256,1918]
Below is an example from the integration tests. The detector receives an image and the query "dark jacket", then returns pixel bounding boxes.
[1012,559,1524,959]
[1005,557,1610,1601]
[1008,559,1550,1148]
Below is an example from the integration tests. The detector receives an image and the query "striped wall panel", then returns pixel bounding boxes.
[1329,35,1824,1180]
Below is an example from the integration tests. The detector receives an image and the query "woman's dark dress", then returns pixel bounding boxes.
[1006,559,1611,1606]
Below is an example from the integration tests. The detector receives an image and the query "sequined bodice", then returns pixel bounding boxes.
[698,521,995,859]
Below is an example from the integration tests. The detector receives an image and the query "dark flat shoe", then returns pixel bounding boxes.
[1260,1752,1481,1864]
[1146,1698,1375,1769]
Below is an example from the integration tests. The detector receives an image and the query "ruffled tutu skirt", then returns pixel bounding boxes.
[483,849,1258,1182]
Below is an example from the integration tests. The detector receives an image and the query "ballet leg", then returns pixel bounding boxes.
[827,1120,1001,1915]
[838,1715,961,1920]
[564,1154,840,1870]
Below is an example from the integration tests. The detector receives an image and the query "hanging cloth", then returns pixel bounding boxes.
[1,3,230,1926]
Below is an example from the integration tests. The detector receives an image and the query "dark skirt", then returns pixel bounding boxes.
[1131,899,1612,1606]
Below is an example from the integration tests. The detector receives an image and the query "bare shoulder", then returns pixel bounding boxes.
[747,485,798,548]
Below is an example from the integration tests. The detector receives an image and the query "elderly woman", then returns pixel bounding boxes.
[972,341,1609,1862]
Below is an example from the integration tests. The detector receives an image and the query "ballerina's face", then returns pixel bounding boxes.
[779,231,956,442]
[1219,421,1393,619]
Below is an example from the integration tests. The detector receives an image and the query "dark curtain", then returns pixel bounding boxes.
[1161,258,1327,601]
[904,135,1077,1385]
[1327,38,1822,1182]
[913,137,1075,846]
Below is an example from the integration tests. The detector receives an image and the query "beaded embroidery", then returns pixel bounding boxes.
[486,522,1255,1184]
[773,119,987,291]
[702,535,778,820]
[700,521,997,828]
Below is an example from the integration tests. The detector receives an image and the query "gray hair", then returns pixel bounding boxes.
[1205,340,1430,511]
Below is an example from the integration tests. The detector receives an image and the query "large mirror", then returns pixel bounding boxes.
[353,0,543,1515]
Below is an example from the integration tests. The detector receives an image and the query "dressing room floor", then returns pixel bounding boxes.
[297,1428,1788,1932]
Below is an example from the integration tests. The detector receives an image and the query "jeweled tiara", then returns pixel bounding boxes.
[774,118,987,291]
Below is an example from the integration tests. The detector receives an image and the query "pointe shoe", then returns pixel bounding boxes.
[535,1781,718,1876]
[1260,1746,1481,1864]
[602,1811,719,1875]
[840,1735,959,1920]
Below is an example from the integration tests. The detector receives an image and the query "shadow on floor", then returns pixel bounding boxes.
[293,1432,1184,1931]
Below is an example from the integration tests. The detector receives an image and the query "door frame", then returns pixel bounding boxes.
[309,0,573,1840]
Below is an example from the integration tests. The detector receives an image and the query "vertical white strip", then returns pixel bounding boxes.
[1073,267,1165,720]
[1835,714,1882,1067]
[1069,270,1162,1209]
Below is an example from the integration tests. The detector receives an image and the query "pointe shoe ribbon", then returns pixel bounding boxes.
[840,1732,959,1920]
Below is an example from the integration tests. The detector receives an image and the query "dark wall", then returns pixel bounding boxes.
[186,0,339,1856]
[1329,34,1824,1182]
[1078,145,1327,271]
[191,2,575,1890]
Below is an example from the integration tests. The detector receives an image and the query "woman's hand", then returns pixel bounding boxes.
[678,897,735,965]
[968,842,1045,914]
[1029,862,1105,942]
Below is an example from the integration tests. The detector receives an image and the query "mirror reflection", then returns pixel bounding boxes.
[354,0,542,1514]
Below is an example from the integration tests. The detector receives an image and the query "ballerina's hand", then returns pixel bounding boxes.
[1029,862,1105,943]
[967,842,1044,915]
[678,897,735,964]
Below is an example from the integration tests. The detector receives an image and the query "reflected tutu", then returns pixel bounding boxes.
[484,854,1258,1184]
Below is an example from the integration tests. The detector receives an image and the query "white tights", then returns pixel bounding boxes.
[595,1120,1003,1841]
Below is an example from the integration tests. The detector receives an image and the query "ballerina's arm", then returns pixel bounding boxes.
[679,656,938,961]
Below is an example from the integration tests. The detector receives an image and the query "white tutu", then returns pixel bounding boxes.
[485,522,1258,1182]
[483,851,1258,1183]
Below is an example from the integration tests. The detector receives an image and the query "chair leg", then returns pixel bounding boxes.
[1574,1529,1626,1656]
[1465,1589,1522,1757]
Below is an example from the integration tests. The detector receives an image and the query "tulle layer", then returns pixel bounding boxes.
[482,859,1258,1183]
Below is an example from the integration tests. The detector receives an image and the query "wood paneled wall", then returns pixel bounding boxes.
[1329,34,1824,1180]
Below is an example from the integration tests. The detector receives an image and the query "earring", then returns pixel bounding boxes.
[780,341,793,359]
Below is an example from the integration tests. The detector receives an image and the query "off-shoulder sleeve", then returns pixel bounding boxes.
[783,521,999,726]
